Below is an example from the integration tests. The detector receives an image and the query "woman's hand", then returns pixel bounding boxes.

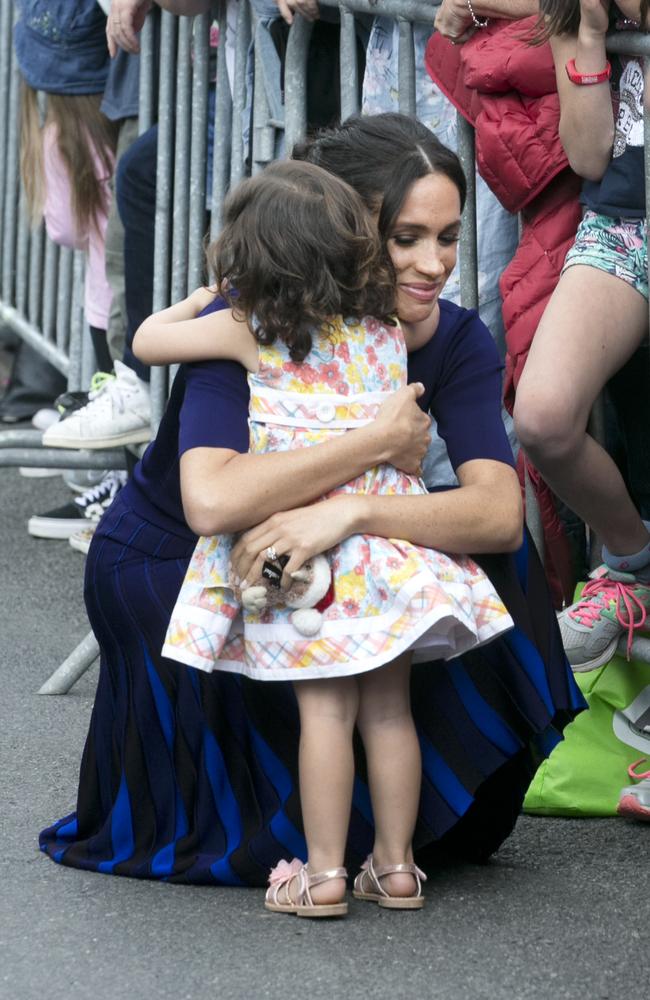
[275,0,320,25]
[231,496,359,590]
[434,0,476,44]
[579,0,611,37]
[374,383,432,476]
[106,0,153,57]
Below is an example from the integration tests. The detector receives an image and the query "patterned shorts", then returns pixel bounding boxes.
[563,210,648,301]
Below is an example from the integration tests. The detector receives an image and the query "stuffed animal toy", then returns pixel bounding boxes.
[234,554,333,636]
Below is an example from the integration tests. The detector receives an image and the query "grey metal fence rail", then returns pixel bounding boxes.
[1,1,649,688]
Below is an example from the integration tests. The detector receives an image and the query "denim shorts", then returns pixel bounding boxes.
[563,210,648,301]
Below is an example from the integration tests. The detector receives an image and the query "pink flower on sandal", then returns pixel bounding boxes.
[268,857,303,887]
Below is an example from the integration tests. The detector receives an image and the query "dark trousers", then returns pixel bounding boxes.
[115,125,158,383]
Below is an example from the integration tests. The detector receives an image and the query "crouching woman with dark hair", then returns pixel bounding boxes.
[40,114,584,894]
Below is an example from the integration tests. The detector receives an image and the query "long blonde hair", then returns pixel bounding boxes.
[20,81,118,235]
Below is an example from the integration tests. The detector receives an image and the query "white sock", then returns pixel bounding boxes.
[602,520,650,575]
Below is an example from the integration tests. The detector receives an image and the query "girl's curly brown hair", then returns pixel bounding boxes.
[206,160,396,363]
[537,0,649,38]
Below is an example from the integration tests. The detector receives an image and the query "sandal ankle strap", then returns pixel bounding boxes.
[306,866,348,888]
[370,861,427,881]
[357,855,427,898]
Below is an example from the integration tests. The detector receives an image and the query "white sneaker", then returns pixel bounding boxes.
[69,525,96,555]
[20,466,65,478]
[42,361,151,449]
[31,407,60,431]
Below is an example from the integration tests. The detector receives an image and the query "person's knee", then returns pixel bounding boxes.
[356,684,411,733]
[295,678,359,728]
[513,389,581,464]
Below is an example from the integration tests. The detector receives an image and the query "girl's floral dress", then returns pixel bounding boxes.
[162,316,513,679]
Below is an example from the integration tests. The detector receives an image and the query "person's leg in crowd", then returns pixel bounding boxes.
[605,341,650,523]
[104,116,140,365]
[88,326,114,376]
[515,264,650,672]
[116,124,158,383]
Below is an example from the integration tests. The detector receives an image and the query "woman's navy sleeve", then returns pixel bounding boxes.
[433,310,515,471]
[179,359,250,456]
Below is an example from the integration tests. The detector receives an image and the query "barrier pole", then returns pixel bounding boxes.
[150,11,178,429]
[251,24,277,173]
[27,224,44,328]
[188,13,210,290]
[284,15,313,151]
[171,16,193,302]
[456,113,479,310]
[38,631,100,696]
[211,0,233,236]
[340,7,360,121]
[397,18,416,117]
[230,0,251,188]
[139,11,156,134]
[40,241,59,345]
[1,37,19,303]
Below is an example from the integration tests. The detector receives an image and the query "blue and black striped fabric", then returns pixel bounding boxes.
[39,489,585,885]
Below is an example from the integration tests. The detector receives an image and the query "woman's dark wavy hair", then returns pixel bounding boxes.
[207,160,395,362]
[537,0,648,37]
[292,112,466,248]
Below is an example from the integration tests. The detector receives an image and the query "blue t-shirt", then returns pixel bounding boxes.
[128,298,514,539]
[101,50,140,121]
[582,55,645,219]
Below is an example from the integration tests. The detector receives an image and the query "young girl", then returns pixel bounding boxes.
[134,159,513,916]
[16,0,118,377]
[515,1,650,672]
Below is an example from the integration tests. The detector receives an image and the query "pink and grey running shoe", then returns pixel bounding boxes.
[557,566,650,672]
[617,759,650,822]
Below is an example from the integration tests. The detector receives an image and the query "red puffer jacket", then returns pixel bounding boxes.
[426,19,583,605]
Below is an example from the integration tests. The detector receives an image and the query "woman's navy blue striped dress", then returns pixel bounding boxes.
[40,306,585,885]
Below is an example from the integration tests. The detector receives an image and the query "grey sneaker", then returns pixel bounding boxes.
[63,468,109,494]
[557,566,650,672]
[617,760,650,821]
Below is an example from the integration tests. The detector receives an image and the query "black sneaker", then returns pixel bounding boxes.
[53,372,114,420]
[27,470,127,539]
[54,389,89,419]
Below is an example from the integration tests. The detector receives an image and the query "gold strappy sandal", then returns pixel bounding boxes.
[265,859,348,918]
[353,855,426,910]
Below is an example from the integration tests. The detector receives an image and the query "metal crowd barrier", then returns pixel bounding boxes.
[1,1,648,689]
[0,0,127,473]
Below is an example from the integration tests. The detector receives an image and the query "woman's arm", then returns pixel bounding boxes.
[434,0,538,41]
[550,3,614,181]
[230,458,523,587]
[133,290,258,369]
[181,381,433,535]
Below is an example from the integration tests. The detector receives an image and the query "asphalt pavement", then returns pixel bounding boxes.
[1,464,649,1000]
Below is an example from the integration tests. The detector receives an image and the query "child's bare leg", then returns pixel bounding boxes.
[293,676,359,905]
[356,653,421,898]
[514,266,649,556]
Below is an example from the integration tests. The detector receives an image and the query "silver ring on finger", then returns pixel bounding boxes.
[265,545,278,563]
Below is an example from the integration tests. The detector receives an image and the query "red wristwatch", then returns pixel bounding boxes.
[565,58,611,86]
